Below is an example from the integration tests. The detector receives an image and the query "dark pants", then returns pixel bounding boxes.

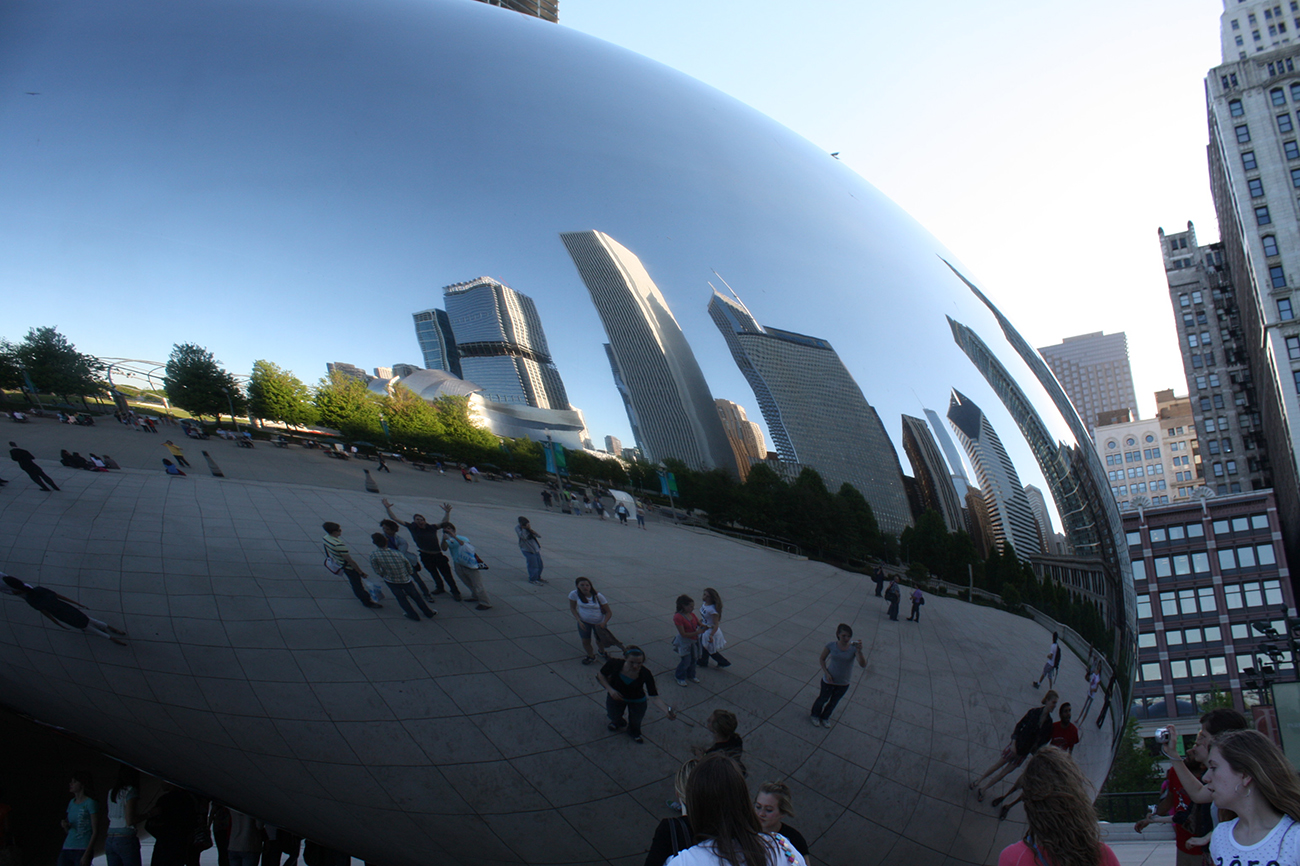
[19,462,58,490]
[342,566,378,608]
[698,650,730,667]
[386,581,435,620]
[174,455,191,467]
[262,832,300,866]
[908,601,921,621]
[606,695,648,737]
[418,550,460,597]
[887,598,900,620]
[811,681,849,720]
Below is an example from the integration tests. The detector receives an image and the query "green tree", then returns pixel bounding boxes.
[1102,718,1162,793]
[247,360,318,427]
[314,373,383,441]
[432,395,497,451]
[164,343,245,421]
[13,327,107,403]
[381,384,444,451]
[0,340,23,392]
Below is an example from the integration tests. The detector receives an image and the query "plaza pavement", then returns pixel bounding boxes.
[0,416,1116,865]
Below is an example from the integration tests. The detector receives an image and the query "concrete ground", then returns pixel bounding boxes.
[0,415,1117,866]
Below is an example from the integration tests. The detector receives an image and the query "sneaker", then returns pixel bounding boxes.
[676,678,688,687]
[632,735,644,744]
[690,677,701,684]
[821,719,832,729]
[666,800,682,811]
[431,588,446,596]
[810,716,821,728]
[582,656,596,665]
[475,604,492,611]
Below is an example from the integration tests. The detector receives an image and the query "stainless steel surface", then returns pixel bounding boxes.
[0,1,1134,863]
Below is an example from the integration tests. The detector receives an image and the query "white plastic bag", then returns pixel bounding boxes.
[702,627,727,654]
[362,576,386,602]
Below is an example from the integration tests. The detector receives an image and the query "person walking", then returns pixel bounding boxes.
[2,574,128,645]
[516,517,545,585]
[614,502,630,525]
[672,595,705,687]
[664,755,806,866]
[970,690,1057,802]
[995,747,1122,866]
[321,523,382,610]
[8,441,59,491]
[540,489,553,510]
[1203,730,1300,866]
[441,524,492,610]
[884,577,901,621]
[162,441,190,468]
[569,577,612,664]
[1078,668,1102,722]
[872,566,885,597]
[810,624,866,728]
[636,503,646,529]
[697,588,731,669]
[907,586,924,622]
[596,646,676,744]
[375,453,390,473]
[1032,633,1061,689]
[61,771,100,866]
[368,534,436,621]
[381,500,462,600]
[105,766,141,866]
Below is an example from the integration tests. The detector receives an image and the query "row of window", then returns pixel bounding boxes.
[1174,470,1198,482]
[1107,465,1165,481]
[1139,625,1224,649]
[1190,351,1217,370]
[1112,480,1167,497]
[1211,460,1240,476]
[1131,693,1227,720]
[1204,438,1235,455]
[1142,546,1276,578]
[1140,657,1231,682]
[1137,580,1285,619]
[1127,514,1267,549]
[1267,58,1299,77]
[1184,310,1210,327]
[1202,414,1231,432]
[1170,440,1191,452]
[1224,578,1286,607]
[1200,394,1227,412]
[1179,291,1204,307]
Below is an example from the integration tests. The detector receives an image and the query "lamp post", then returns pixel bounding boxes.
[222,388,239,433]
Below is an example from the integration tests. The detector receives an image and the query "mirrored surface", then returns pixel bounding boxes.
[0,2,1134,864]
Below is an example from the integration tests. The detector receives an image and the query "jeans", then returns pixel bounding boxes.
[811,681,849,720]
[342,565,378,607]
[60,850,87,866]
[908,601,921,621]
[522,550,544,582]
[606,695,649,736]
[675,643,697,681]
[698,649,730,667]
[418,550,460,597]
[887,598,900,620]
[385,581,435,619]
[107,835,143,866]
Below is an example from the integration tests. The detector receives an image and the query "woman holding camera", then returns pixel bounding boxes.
[810,624,866,728]
[1203,729,1300,866]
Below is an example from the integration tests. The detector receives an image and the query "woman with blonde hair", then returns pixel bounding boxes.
[645,759,697,866]
[997,746,1120,866]
[665,755,804,866]
[1203,729,1300,865]
[754,781,810,860]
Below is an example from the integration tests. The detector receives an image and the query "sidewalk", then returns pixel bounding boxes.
[1102,823,1173,866]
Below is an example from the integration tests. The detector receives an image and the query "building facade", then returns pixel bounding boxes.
[708,288,912,534]
[1206,9,1300,573]
[442,276,569,410]
[947,389,1042,559]
[604,435,622,456]
[1127,490,1296,736]
[714,398,767,482]
[1095,415,1176,509]
[1158,223,1271,498]
[326,362,369,383]
[1038,332,1139,434]
[412,308,462,378]
[901,414,966,534]
[472,0,557,22]
[561,231,736,474]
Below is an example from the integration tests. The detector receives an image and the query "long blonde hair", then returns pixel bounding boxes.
[1214,729,1300,822]
[1019,747,1103,866]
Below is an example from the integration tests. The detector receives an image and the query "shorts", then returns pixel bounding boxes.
[577,620,598,641]
[1000,743,1027,768]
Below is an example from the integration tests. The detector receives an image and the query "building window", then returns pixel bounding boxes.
[1281,298,1295,320]
[1293,369,1300,393]
[1275,87,1289,106]
[1258,205,1273,225]
[1232,100,1246,117]
[1244,151,1259,172]
[1265,235,1281,256]
[1190,334,1201,348]
[1288,335,1300,358]
[1280,114,1295,133]
[1251,177,1267,197]
[1227,460,1238,474]
[1273,265,1288,287]
[1179,293,1190,307]
[1289,140,1300,160]
[1238,124,1253,143]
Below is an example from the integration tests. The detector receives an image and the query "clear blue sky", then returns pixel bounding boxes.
[562,0,1226,419]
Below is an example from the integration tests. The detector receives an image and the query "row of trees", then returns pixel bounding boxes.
[0,327,107,405]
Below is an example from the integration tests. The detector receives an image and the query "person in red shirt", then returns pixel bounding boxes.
[1135,746,1208,866]
[1049,702,1080,753]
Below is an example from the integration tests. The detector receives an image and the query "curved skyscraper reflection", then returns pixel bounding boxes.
[0,2,1134,864]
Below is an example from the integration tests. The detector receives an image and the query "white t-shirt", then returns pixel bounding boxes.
[568,590,608,624]
[699,603,719,629]
[106,787,136,832]
[665,834,806,866]
[1210,815,1299,866]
